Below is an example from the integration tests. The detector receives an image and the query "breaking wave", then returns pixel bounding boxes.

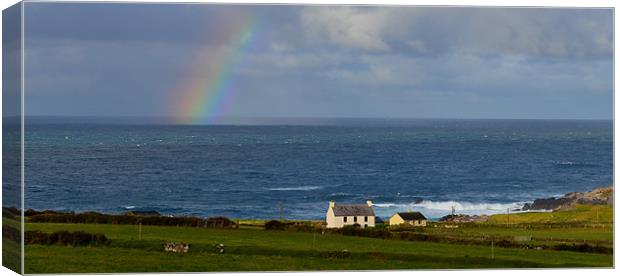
[412,200,522,212]
[553,161,598,168]
[328,192,359,197]
[373,200,524,219]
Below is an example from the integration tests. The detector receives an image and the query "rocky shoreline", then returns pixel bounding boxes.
[519,186,613,211]
[440,186,613,222]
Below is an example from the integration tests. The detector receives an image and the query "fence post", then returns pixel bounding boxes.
[507,208,510,227]
[313,229,316,250]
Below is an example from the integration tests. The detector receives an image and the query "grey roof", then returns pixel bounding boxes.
[397,212,427,221]
[332,204,375,216]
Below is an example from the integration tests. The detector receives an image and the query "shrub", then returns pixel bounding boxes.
[27,210,236,228]
[2,225,21,243]
[25,230,109,246]
[494,239,516,248]
[24,209,67,217]
[288,222,315,232]
[553,243,613,254]
[398,232,440,242]
[324,249,351,259]
[336,225,392,239]
[263,220,322,232]
[3,207,18,219]
[205,217,236,228]
[264,220,287,230]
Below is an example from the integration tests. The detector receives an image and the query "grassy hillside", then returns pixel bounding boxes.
[423,204,614,244]
[486,204,613,224]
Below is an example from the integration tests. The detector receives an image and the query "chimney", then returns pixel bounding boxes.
[366,199,373,207]
[329,201,335,208]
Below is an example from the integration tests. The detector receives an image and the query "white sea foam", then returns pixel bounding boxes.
[412,200,522,212]
[373,203,399,208]
[373,200,525,219]
[266,186,322,191]
[329,192,359,196]
[124,206,135,209]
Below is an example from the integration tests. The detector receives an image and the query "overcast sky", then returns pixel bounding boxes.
[24,3,613,121]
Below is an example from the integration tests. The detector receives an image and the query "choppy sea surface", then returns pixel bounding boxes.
[23,118,612,219]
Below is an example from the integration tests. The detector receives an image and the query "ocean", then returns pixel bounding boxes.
[22,118,612,220]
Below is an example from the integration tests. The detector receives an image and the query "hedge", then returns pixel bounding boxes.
[25,230,109,246]
[28,211,236,228]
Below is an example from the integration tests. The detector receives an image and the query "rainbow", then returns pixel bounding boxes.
[170,13,258,124]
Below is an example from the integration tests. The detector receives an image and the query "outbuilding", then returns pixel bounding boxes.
[389,212,427,227]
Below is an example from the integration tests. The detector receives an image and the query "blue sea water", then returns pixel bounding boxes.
[23,118,613,219]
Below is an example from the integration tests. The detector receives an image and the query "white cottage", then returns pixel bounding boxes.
[325,200,376,228]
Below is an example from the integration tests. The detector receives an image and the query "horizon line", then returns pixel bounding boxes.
[13,115,614,123]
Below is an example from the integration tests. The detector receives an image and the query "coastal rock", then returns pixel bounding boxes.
[521,186,612,211]
[521,197,572,211]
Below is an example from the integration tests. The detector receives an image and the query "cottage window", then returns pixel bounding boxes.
[364,224,367,228]
[344,217,347,223]
[364,216,368,222]
[354,216,358,222]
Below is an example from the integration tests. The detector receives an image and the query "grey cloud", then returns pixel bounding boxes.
[300,6,613,58]
[25,2,298,48]
[25,38,194,116]
[22,3,613,120]
[301,6,397,51]
[318,51,612,109]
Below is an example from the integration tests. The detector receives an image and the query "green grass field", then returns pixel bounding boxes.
[3,204,612,273]
[2,238,21,274]
[22,223,612,273]
[417,205,613,245]
[423,225,612,244]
